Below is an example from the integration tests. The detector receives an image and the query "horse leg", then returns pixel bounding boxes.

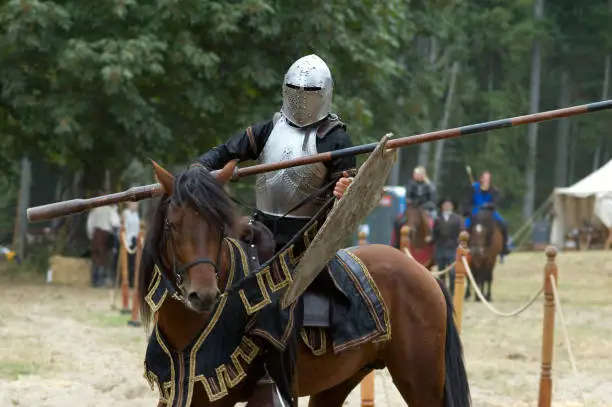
[474,270,483,302]
[464,279,471,300]
[486,267,493,302]
[308,370,370,407]
[384,298,446,405]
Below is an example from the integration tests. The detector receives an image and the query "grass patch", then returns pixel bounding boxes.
[78,311,131,327]
[0,361,43,380]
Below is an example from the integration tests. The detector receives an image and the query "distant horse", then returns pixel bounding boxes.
[465,204,503,302]
[138,160,470,407]
[394,202,436,270]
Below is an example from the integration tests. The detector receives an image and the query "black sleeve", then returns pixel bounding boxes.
[452,215,463,238]
[193,120,274,170]
[405,181,415,200]
[433,219,441,240]
[316,127,356,180]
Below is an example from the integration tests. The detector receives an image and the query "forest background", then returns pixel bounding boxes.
[1,0,610,259]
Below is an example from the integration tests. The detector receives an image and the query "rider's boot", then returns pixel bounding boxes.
[497,220,511,256]
[247,373,284,407]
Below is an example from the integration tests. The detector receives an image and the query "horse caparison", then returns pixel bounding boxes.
[138,160,471,407]
[466,207,503,302]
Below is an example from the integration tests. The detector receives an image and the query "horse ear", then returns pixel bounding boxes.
[151,160,175,195]
[214,160,238,185]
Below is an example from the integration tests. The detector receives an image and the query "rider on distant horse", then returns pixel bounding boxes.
[193,54,355,253]
[391,166,437,247]
[463,171,511,255]
[405,166,438,221]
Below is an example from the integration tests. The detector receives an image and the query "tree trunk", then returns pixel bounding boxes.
[432,61,460,187]
[417,37,439,168]
[593,145,601,171]
[522,0,545,220]
[568,123,577,184]
[595,51,611,170]
[14,156,32,260]
[554,68,571,187]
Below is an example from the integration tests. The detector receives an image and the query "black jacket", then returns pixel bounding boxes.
[433,212,462,251]
[405,180,437,209]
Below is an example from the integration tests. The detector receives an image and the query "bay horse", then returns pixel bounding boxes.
[465,205,502,302]
[139,160,470,407]
[397,202,436,270]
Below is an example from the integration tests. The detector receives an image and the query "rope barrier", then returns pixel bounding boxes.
[363,229,587,406]
[549,274,587,406]
[460,256,543,317]
[431,261,455,278]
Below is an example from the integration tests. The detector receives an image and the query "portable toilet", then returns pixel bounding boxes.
[356,186,406,245]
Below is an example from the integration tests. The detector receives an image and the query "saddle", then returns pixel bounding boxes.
[239,216,330,407]
[239,216,331,328]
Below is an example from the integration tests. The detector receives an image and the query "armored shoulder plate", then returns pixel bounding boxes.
[316,114,346,139]
[272,112,282,125]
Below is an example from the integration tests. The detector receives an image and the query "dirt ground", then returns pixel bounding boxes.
[0,250,610,407]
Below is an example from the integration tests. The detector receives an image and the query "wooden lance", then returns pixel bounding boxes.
[27,99,612,223]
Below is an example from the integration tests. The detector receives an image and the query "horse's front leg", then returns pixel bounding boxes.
[475,273,484,302]
[486,269,493,302]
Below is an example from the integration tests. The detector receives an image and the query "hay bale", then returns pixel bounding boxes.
[48,255,91,286]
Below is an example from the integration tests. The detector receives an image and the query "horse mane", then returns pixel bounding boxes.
[473,206,495,225]
[405,205,431,231]
[138,165,240,329]
[471,206,498,247]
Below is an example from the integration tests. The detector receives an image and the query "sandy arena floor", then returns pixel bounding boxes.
[0,250,610,406]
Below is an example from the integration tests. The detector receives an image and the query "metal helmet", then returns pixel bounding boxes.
[281,54,333,128]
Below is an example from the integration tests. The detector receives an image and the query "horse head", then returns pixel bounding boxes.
[141,160,240,315]
[403,201,431,245]
[468,206,496,263]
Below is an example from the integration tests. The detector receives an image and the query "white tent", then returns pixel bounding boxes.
[550,160,612,247]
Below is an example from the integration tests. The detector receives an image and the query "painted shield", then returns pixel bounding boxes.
[280,134,397,309]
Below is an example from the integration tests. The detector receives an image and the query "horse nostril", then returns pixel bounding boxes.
[188,292,201,305]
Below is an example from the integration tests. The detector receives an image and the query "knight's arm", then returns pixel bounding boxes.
[317,127,357,180]
[193,120,274,170]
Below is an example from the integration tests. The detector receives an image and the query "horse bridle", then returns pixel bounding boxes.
[162,218,225,293]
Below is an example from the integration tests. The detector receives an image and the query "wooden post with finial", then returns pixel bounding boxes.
[400,225,410,252]
[538,246,558,407]
[127,222,146,327]
[452,231,469,333]
[119,221,131,314]
[358,229,375,407]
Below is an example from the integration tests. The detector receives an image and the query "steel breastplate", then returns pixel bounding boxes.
[256,118,327,217]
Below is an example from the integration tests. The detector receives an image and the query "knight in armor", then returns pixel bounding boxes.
[463,171,511,255]
[193,54,355,253]
[405,166,438,219]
